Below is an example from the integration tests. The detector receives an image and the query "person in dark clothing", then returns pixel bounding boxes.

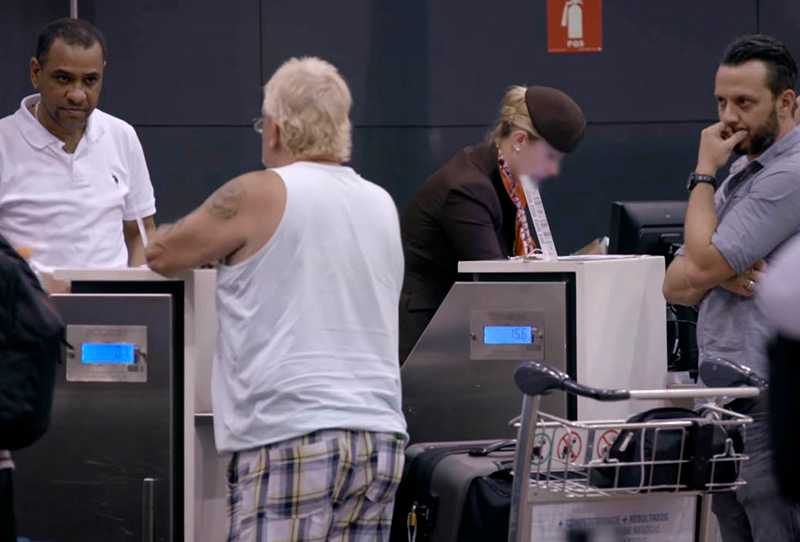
[399,85,587,363]
[758,234,800,505]
[0,467,13,542]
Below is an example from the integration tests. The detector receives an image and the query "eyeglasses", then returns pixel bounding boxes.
[252,116,264,134]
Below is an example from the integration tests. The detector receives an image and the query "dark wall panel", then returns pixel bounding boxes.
[81,0,261,125]
[144,125,448,225]
[540,122,703,252]
[144,124,452,226]
[0,2,67,115]
[759,0,800,61]
[260,0,430,126]
[261,0,755,127]
[138,127,262,222]
[351,125,483,212]
[428,0,757,125]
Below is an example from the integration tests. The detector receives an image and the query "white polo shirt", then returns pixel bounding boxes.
[0,94,156,272]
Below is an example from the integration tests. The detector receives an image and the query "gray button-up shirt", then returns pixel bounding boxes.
[697,126,800,377]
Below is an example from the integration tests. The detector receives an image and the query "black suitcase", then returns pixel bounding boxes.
[390,439,514,542]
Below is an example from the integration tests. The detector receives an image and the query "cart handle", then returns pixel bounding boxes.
[699,357,768,389]
[513,362,630,400]
[514,360,762,401]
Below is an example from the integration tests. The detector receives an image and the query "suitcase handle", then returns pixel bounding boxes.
[467,439,516,457]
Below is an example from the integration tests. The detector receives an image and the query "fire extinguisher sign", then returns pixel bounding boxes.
[547,0,603,54]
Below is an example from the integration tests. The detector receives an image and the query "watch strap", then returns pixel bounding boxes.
[688,172,718,191]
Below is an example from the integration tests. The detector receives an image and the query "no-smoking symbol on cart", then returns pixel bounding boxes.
[532,433,552,465]
[557,431,583,462]
[595,429,619,460]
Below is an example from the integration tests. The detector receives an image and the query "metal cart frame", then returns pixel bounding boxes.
[508,361,761,542]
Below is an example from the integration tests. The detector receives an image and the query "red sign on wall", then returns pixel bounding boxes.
[547,0,603,54]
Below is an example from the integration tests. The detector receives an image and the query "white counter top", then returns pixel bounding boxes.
[52,267,213,282]
[458,255,660,273]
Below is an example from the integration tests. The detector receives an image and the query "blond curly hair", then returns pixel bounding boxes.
[263,57,352,162]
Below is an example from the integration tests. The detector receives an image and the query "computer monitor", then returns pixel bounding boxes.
[608,200,697,375]
[609,200,687,260]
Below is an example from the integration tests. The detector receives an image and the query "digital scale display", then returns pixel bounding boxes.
[81,343,136,365]
[483,326,534,345]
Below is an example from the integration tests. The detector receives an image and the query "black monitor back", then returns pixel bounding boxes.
[608,200,696,375]
[609,200,687,258]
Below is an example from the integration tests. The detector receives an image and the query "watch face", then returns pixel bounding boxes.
[686,172,696,191]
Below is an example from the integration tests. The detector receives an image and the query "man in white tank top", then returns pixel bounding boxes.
[145,57,407,541]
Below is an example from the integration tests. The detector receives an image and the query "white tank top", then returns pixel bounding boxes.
[212,161,407,452]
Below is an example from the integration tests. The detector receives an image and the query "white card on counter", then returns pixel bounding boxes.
[520,175,558,260]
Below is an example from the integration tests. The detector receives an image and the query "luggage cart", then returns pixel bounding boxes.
[508,361,761,542]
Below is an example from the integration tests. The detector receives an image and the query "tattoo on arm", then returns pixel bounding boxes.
[205,181,243,219]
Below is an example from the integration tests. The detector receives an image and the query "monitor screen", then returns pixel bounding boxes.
[608,200,686,261]
[81,343,136,365]
[484,325,534,345]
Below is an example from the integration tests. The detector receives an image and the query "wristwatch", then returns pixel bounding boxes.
[686,172,718,192]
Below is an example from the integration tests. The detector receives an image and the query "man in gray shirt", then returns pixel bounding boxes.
[663,34,800,541]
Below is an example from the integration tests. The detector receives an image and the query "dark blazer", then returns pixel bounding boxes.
[399,142,518,363]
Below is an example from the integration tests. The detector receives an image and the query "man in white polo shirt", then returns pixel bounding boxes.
[0,18,156,540]
[0,18,156,275]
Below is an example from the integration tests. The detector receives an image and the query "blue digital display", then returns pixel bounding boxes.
[81,343,136,365]
[484,326,534,345]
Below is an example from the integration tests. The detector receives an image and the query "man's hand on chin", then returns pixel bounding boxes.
[695,122,747,176]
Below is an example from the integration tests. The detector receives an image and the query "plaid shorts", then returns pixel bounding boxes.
[227,429,407,542]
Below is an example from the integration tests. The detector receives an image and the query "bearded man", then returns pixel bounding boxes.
[663,34,800,542]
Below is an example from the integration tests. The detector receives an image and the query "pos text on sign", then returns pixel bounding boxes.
[547,0,603,53]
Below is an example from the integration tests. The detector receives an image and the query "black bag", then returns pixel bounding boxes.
[390,440,515,542]
[590,407,742,491]
[457,469,512,542]
[0,235,64,450]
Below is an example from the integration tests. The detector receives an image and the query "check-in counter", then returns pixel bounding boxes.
[12,268,226,542]
[10,256,669,538]
[402,256,668,444]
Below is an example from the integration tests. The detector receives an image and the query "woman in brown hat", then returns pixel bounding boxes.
[399,85,587,364]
